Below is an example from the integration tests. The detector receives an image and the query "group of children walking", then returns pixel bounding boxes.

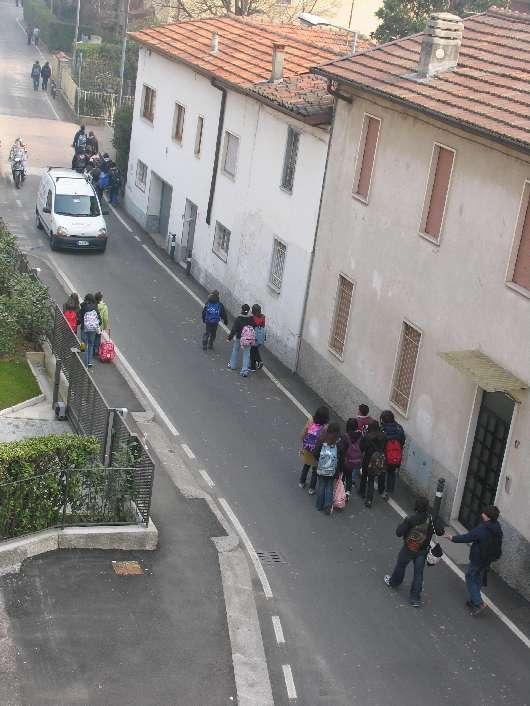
[299,403,406,513]
[63,291,111,368]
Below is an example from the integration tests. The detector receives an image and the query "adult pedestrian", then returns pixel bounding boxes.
[32,27,39,46]
[94,291,109,358]
[299,405,330,494]
[201,290,227,351]
[86,130,99,156]
[344,417,363,499]
[79,293,101,368]
[356,403,375,434]
[445,506,503,616]
[359,420,386,507]
[313,422,345,514]
[108,163,122,205]
[62,292,80,333]
[227,303,253,376]
[27,26,33,45]
[250,304,265,371]
[40,61,51,91]
[89,164,102,199]
[379,409,406,501]
[30,60,41,91]
[72,125,87,152]
[384,497,444,607]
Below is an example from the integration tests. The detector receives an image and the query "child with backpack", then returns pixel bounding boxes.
[359,420,386,508]
[250,304,266,371]
[202,290,227,351]
[78,293,101,368]
[313,423,345,514]
[298,406,330,494]
[344,418,363,499]
[62,292,80,333]
[227,303,254,376]
[379,410,406,501]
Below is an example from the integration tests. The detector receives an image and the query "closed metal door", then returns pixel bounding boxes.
[459,391,514,529]
[181,199,197,259]
[159,182,173,238]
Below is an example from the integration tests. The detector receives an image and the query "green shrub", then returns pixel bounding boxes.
[0,226,17,296]
[10,273,54,344]
[113,103,133,174]
[0,299,18,356]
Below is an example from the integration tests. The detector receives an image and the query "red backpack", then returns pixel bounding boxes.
[64,309,77,332]
[385,439,402,466]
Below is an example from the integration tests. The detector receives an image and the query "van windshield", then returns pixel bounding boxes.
[54,194,100,217]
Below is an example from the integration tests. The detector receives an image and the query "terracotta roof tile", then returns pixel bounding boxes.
[249,74,333,123]
[313,8,530,150]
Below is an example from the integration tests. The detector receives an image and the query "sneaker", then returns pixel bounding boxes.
[381,492,389,501]
[87,363,93,368]
[466,600,474,609]
[308,488,315,496]
[256,361,263,370]
[298,482,305,489]
[410,600,421,608]
[365,500,372,508]
[471,602,487,616]
[240,372,248,378]
[384,575,392,587]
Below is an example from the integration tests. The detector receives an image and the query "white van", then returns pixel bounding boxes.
[36,168,108,252]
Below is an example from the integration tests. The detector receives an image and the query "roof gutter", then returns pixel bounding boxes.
[206,79,227,226]
[312,67,530,156]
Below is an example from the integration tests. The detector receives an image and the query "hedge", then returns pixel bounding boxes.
[23,0,93,53]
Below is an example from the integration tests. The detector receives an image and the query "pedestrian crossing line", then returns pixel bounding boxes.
[199,469,215,488]
[282,664,297,700]
[272,616,285,645]
[218,498,273,599]
[181,443,195,460]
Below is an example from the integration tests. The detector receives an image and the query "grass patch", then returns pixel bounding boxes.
[0,358,41,411]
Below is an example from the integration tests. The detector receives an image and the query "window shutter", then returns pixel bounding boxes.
[512,194,530,290]
[356,117,380,200]
[391,323,421,414]
[424,147,454,240]
[329,276,354,356]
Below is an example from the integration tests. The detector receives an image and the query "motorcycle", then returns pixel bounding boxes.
[12,157,25,189]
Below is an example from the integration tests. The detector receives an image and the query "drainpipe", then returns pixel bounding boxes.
[293,91,339,374]
[206,80,227,225]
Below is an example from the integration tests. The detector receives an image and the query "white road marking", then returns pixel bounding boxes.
[134,235,141,242]
[108,203,133,232]
[16,19,60,121]
[15,199,22,207]
[282,665,297,700]
[218,498,273,599]
[142,245,205,308]
[181,443,195,460]
[199,469,215,487]
[272,616,285,645]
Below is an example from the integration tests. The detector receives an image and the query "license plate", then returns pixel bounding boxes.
[78,240,89,246]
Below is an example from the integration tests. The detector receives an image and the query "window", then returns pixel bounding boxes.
[136,160,147,191]
[509,182,530,292]
[173,102,185,142]
[420,144,455,242]
[45,190,52,211]
[213,221,231,261]
[281,127,300,192]
[354,114,380,202]
[329,275,354,357]
[222,131,239,178]
[390,322,422,415]
[270,238,287,291]
[141,85,156,122]
[194,116,204,156]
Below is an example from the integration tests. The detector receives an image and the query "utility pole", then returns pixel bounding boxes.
[72,0,81,68]
[118,0,130,107]
[432,478,445,521]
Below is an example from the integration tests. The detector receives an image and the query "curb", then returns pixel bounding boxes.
[0,393,45,418]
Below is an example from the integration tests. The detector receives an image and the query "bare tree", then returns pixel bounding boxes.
[150,0,341,23]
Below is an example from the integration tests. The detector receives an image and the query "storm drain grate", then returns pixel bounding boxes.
[256,551,287,565]
[112,561,144,576]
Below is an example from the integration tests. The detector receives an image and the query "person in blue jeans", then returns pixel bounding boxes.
[313,423,345,514]
[446,505,503,616]
[384,497,444,607]
[79,293,101,369]
[227,303,253,375]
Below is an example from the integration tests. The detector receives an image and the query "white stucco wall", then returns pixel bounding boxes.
[301,93,530,551]
[125,47,329,368]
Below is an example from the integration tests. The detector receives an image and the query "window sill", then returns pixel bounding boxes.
[222,169,236,182]
[135,182,146,192]
[419,231,441,246]
[212,248,228,263]
[279,185,293,196]
[172,139,183,146]
[352,193,369,205]
[328,346,344,362]
[141,116,154,126]
[389,400,409,420]
[267,282,281,295]
[505,281,530,300]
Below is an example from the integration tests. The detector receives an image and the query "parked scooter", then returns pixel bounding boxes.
[12,156,25,188]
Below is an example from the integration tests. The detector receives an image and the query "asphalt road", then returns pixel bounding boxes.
[1,3,529,704]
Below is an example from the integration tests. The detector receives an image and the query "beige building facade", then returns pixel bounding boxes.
[300,9,530,597]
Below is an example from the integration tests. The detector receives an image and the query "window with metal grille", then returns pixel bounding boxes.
[421,144,455,242]
[222,131,239,178]
[194,116,204,156]
[390,322,422,415]
[213,221,231,261]
[354,114,380,202]
[135,160,147,191]
[329,275,354,357]
[173,102,185,142]
[281,127,300,192]
[510,182,530,292]
[270,238,287,291]
[142,85,155,122]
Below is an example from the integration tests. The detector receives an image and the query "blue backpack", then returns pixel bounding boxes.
[204,302,221,324]
[99,171,110,189]
[317,443,338,477]
[255,325,266,346]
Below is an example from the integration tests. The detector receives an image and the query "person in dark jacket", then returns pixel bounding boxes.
[72,124,86,151]
[109,163,121,204]
[344,417,362,498]
[313,422,346,514]
[201,290,227,351]
[356,403,375,434]
[30,60,41,90]
[379,409,406,501]
[227,303,253,374]
[359,420,386,507]
[445,506,503,616]
[384,497,445,607]
[40,61,51,91]
[250,304,265,371]
[79,293,101,368]
[86,130,99,156]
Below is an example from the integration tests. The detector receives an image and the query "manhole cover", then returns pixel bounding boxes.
[112,561,144,576]
[256,551,286,565]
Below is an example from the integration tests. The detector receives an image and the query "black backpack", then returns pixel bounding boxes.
[479,527,503,567]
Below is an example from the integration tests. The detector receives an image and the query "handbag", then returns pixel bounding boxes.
[426,517,444,566]
[98,330,116,362]
[332,474,347,510]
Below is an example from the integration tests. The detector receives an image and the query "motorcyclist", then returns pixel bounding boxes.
[9,138,28,180]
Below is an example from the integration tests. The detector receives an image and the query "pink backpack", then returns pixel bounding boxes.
[333,475,347,510]
[240,325,256,348]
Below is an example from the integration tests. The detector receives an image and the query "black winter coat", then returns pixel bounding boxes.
[359,429,386,472]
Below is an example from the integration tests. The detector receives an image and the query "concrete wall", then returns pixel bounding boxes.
[125,47,329,368]
[300,92,530,597]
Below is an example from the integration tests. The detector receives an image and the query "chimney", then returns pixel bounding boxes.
[270,43,285,83]
[418,13,463,78]
[210,32,219,54]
